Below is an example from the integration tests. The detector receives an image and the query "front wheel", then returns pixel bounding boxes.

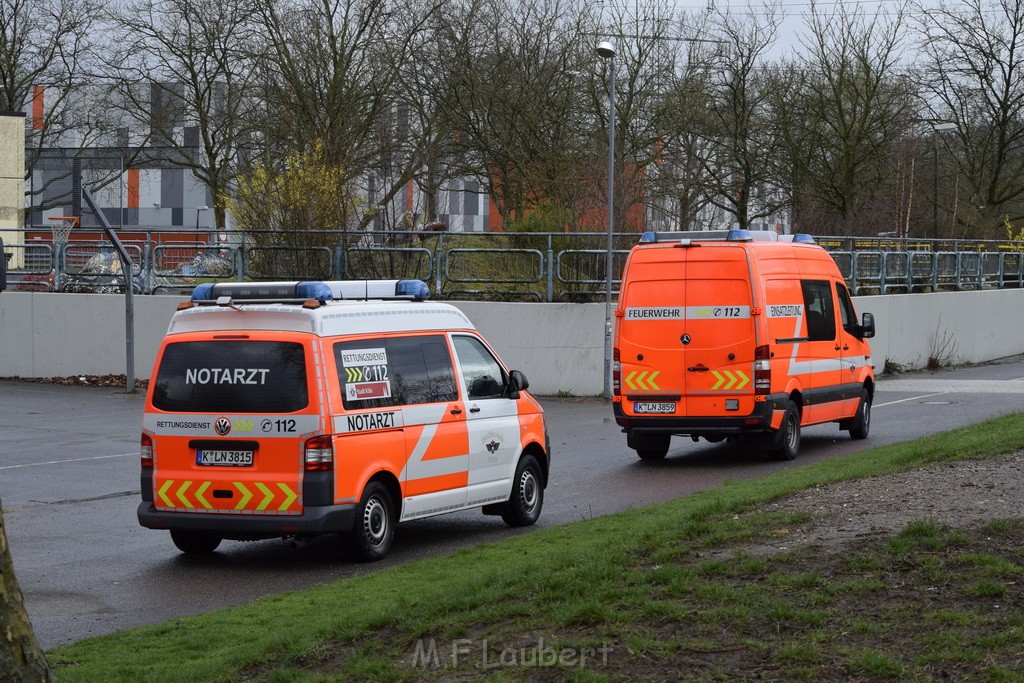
[170,529,221,555]
[848,388,871,440]
[767,401,801,461]
[501,455,544,527]
[342,482,395,562]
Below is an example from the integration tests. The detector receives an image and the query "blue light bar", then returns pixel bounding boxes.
[295,281,334,301]
[792,234,816,244]
[639,231,658,243]
[396,279,431,300]
[727,229,753,242]
[191,283,215,301]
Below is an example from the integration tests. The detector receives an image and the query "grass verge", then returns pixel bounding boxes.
[50,412,1024,681]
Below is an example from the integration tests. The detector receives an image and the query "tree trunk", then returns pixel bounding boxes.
[0,501,52,682]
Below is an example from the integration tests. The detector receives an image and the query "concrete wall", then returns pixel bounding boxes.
[1,289,1023,394]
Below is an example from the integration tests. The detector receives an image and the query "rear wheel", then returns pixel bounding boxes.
[170,529,221,555]
[768,402,800,461]
[848,388,871,440]
[632,434,670,461]
[342,482,395,562]
[501,455,544,527]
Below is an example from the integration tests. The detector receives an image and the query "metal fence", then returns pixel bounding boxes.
[3,227,1024,300]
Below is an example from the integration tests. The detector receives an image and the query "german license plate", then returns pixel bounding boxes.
[633,402,676,414]
[196,450,254,466]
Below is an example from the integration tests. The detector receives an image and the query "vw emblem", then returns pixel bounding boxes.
[681,333,692,345]
[215,417,232,435]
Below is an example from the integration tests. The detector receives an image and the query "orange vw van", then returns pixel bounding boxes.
[138,279,548,561]
[613,230,875,461]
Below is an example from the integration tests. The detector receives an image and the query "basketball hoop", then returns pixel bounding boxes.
[47,216,79,247]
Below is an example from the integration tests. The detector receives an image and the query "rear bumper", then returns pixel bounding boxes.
[614,394,784,436]
[137,502,357,540]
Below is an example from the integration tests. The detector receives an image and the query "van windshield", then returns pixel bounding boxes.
[152,341,308,413]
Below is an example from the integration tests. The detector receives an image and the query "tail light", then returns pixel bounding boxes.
[141,433,153,468]
[612,347,621,395]
[754,344,771,395]
[304,435,334,471]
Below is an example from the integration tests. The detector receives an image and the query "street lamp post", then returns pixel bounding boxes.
[597,41,616,400]
[932,122,956,241]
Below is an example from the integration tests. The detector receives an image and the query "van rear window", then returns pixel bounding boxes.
[152,341,308,413]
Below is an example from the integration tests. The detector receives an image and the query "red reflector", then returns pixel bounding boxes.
[744,417,761,425]
[279,526,300,532]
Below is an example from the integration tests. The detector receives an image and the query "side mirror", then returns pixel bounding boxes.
[859,312,875,339]
[0,236,6,292]
[506,370,529,399]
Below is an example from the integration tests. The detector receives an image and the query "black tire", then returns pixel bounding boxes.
[848,388,871,440]
[636,447,668,461]
[633,434,670,461]
[342,481,395,562]
[169,529,221,555]
[501,455,544,527]
[768,401,800,461]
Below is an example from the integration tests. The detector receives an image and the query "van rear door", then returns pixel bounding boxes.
[679,245,757,416]
[145,334,319,516]
[617,244,756,417]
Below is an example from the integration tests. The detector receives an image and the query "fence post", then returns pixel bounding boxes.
[546,234,554,302]
[434,233,444,297]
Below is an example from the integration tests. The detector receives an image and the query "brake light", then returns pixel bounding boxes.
[304,435,334,471]
[141,433,153,468]
[754,344,771,395]
[612,347,621,395]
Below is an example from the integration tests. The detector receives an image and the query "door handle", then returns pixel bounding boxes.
[450,408,463,415]
[687,366,709,372]
[834,345,841,351]
[469,406,481,413]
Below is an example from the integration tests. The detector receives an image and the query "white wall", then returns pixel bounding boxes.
[1,290,1023,395]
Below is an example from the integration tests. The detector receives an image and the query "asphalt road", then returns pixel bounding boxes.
[4,356,1024,649]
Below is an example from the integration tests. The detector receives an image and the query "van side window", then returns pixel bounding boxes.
[335,336,458,410]
[800,280,836,342]
[835,283,857,333]
[453,335,507,400]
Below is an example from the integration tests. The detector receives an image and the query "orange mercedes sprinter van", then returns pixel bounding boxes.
[613,230,875,461]
[138,279,548,561]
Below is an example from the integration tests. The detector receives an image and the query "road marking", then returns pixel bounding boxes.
[874,392,950,408]
[0,453,136,471]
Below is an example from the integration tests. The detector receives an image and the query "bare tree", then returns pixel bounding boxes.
[107,0,261,230]
[0,501,52,682]
[0,0,110,213]
[429,0,597,227]
[696,5,786,229]
[251,0,439,234]
[915,0,1024,238]
[781,1,916,234]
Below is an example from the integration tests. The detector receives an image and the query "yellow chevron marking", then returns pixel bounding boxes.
[277,483,298,511]
[711,370,725,390]
[194,481,212,509]
[722,370,737,390]
[255,482,275,511]
[157,480,174,508]
[624,371,638,390]
[176,480,193,508]
[233,482,252,510]
[233,420,254,433]
[735,370,749,390]
[636,371,649,390]
[647,371,660,390]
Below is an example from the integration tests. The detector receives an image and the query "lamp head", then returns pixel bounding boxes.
[596,41,615,59]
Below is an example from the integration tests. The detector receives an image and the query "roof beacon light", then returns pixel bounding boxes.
[639,231,658,243]
[395,279,431,300]
[792,234,816,244]
[726,229,753,242]
[191,281,333,303]
[328,279,431,300]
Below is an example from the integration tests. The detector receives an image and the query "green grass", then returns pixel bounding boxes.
[48,411,1024,682]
